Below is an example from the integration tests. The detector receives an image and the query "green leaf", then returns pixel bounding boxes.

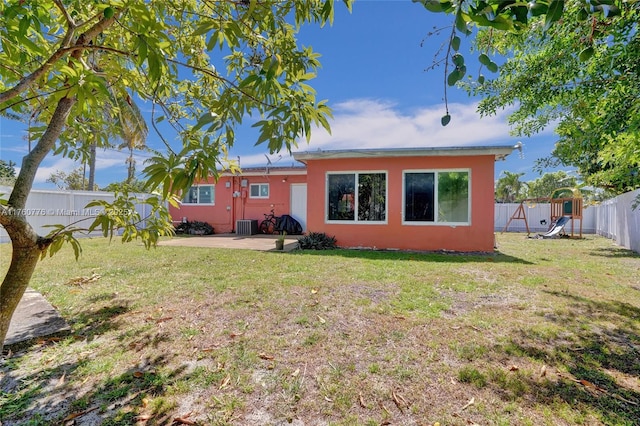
[528,1,547,17]
[455,11,469,34]
[441,114,451,126]
[579,46,594,62]
[544,0,564,30]
[478,53,491,66]
[577,8,589,21]
[478,74,485,85]
[18,16,30,36]
[451,35,461,51]
[486,16,513,31]
[486,61,499,73]
[419,0,444,13]
[104,7,115,19]
[193,21,216,36]
[452,53,464,67]
[601,4,620,17]
[457,64,466,79]
[447,70,461,86]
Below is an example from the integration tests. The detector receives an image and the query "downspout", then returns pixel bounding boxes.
[231,176,237,233]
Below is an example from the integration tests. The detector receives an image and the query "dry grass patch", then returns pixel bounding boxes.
[1,233,639,425]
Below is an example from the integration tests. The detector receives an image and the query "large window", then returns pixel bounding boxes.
[250,183,269,198]
[183,185,215,205]
[327,172,386,222]
[404,171,469,224]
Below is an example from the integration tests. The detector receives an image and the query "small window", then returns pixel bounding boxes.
[404,170,469,224]
[250,183,269,198]
[183,185,215,205]
[327,172,386,222]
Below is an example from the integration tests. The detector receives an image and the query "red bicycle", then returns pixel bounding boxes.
[259,209,280,234]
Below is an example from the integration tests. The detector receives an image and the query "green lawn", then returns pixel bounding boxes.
[2,233,640,425]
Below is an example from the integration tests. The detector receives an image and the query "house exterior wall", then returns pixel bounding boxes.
[305,155,497,252]
[169,172,307,233]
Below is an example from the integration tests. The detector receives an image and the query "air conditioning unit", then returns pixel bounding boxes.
[236,219,258,235]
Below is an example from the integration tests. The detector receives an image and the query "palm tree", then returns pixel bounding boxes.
[84,44,148,190]
[495,171,527,203]
[85,85,148,190]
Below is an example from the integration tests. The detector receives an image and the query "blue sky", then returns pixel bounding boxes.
[0,1,562,189]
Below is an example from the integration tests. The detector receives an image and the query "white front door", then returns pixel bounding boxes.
[290,183,307,232]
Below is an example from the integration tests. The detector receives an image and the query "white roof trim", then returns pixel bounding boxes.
[293,144,521,162]
[220,168,307,177]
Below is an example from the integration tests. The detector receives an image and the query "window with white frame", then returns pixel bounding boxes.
[404,170,469,224]
[183,185,215,205]
[249,183,269,198]
[327,172,386,222]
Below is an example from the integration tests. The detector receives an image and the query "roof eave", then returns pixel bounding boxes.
[293,145,520,162]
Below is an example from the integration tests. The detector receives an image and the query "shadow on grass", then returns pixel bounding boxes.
[288,248,533,264]
[70,304,131,342]
[1,303,189,426]
[588,246,640,259]
[502,290,640,425]
[2,302,128,423]
[1,353,188,425]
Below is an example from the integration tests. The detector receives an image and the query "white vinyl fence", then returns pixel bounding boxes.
[495,202,598,234]
[0,186,157,244]
[593,189,640,254]
[495,189,640,253]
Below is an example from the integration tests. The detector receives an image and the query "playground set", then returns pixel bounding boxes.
[502,188,584,238]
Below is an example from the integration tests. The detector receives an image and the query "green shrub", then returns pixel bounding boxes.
[297,232,337,250]
[174,220,214,235]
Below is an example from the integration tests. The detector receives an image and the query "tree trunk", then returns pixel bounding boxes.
[127,146,135,183]
[0,223,45,353]
[88,138,97,191]
[0,96,74,353]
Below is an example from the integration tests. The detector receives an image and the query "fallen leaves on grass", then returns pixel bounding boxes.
[392,390,409,412]
[66,272,101,286]
[557,372,639,405]
[62,406,98,423]
[378,401,391,416]
[172,414,197,425]
[219,374,231,390]
[452,412,478,425]
[460,396,475,411]
[258,352,275,360]
[358,392,367,408]
[154,316,173,323]
[316,314,326,324]
[540,364,547,377]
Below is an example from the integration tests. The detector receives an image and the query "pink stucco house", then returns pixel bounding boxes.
[169,145,518,252]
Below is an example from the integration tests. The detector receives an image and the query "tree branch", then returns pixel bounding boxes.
[0,10,119,105]
[52,0,76,28]
[8,97,76,210]
[0,26,75,105]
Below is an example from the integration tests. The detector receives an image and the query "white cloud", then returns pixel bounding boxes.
[238,98,522,167]
[313,99,518,148]
[32,157,78,184]
[29,150,141,186]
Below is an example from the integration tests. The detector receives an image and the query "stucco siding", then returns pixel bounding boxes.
[305,155,497,252]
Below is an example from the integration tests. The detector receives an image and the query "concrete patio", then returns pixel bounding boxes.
[158,233,300,251]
